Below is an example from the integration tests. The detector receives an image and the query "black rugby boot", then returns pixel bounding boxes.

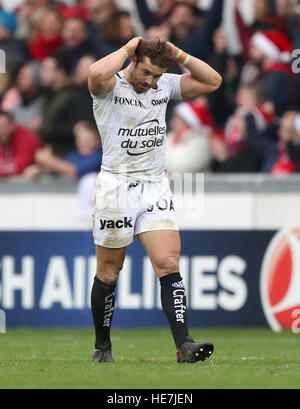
[176,336,214,363]
[92,341,114,363]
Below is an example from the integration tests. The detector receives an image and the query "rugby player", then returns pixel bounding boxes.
[88,37,222,363]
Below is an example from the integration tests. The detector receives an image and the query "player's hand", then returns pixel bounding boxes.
[125,37,143,57]
[166,41,180,59]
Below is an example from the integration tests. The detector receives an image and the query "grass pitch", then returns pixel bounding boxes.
[0,328,299,389]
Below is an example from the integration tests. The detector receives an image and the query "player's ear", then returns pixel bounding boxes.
[131,55,137,66]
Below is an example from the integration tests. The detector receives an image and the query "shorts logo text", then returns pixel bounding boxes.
[99,217,133,230]
[147,199,175,212]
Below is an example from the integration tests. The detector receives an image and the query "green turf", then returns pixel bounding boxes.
[0,328,299,389]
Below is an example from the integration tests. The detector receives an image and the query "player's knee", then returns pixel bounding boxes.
[103,271,120,286]
[156,255,179,276]
[97,260,123,286]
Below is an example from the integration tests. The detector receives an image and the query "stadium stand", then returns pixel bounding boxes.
[0,0,299,181]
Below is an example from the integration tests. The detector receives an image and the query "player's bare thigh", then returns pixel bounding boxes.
[95,244,127,285]
[137,230,181,278]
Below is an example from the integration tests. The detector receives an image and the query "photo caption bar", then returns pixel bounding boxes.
[104,391,195,407]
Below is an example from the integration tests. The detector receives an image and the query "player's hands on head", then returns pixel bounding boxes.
[125,37,143,57]
[166,41,180,59]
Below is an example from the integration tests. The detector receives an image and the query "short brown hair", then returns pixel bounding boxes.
[135,38,174,68]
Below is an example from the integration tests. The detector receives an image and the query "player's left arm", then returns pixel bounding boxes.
[167,42,222,99]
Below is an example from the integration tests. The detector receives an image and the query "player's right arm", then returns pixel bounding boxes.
[88,37,143,96]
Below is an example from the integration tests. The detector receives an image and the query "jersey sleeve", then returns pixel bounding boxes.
[89,78,118,127]
[162,73,182,101]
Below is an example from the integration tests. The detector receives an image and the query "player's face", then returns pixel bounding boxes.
[131,57,166,93]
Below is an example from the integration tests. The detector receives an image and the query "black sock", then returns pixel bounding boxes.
[160,272,189,349]
[91,276,116,349]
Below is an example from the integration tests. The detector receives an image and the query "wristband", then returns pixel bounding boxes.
[121,45,131,57]
[175,49,182,60]
[182,54,190,65]
[176,49,190,65]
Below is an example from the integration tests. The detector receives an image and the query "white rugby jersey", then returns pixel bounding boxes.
[91,70,182,182]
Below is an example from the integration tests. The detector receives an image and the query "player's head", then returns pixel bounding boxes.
[130,38,174,93]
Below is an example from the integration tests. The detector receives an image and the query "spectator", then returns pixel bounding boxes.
[25,120,102,179]
[57,2,89,22]
[57,17,98,73]
[287,1,300,49]
[210,84,271,173]
[29,6,63,61]
[234,0,300,58]
[167,2,201,48]
[47,54,97,150]
[145,22,171,42]
[286,113,300,172]
[39,54,73,155]
[134,0,174,30]
[1,0,299,179]
[152,0,224,77]
[135,0,200,32]
[0,10,29,82]
[15,0,50,40]
[245,110,300,174]
[0,110,43,177]
[166,99,215,173]
[233,0,290,62]
[2,61,43,133]
[178,0,224,62]
[98,10,136,56]
[206,28,239,129]
[242,30,297,116]
[84,0,117,29]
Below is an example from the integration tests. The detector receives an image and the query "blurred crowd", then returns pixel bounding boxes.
[0,0,300,180]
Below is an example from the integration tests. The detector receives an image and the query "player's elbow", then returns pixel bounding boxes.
[209,73,222,92]
[88,64,103,82]
[88,65,105,95]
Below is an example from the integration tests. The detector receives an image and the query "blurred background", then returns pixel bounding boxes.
[0,0,300,333]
